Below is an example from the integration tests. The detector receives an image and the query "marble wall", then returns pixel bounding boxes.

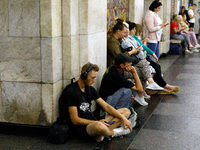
[0,0,173,126]
[0,0,107,125]
[129,0,144,24]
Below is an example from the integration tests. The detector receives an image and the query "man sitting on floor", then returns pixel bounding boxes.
[59,62,132,142]
[99,53,147,109]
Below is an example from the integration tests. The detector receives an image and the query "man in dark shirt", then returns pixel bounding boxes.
[59,62,132,142]
[99,53,148,108]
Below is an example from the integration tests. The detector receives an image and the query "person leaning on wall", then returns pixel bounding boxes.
[58,62,132,143]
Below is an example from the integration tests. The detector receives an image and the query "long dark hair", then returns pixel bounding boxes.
[149,0,162,11]
[126,21,136,31]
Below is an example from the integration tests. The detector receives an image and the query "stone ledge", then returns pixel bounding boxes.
[170,39,182,44]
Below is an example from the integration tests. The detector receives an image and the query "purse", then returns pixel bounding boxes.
[146,54,157,63]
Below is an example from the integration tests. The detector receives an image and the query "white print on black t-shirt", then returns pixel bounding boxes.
[80,102,90,112]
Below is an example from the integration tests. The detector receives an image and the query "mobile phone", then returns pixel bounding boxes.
[137,45,142,49]
[105,121,116,125]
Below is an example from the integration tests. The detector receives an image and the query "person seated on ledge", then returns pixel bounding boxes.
[170,15,194,54]
[107,19,127,67]
[128,22,180,95]
[99,53,148,107]
[120,22,164,98]
[107,19,147,105]
[59,62,132,142]
[180,13,200,51]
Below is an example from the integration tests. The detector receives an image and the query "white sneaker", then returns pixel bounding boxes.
[112,126,131,138]
[146,82,164,91]
[185,49,193,54]
[191,49,199,53]
[195,44,200,49]
[144,93,151,99]
[189,45,195,50]
[134,94,148,106]
[95,136,104,142]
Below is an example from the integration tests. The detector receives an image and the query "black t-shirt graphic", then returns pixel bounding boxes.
[59,81,100,128]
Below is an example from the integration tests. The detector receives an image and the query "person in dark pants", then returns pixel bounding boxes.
[127,21,180,95]
[188,4,197,28]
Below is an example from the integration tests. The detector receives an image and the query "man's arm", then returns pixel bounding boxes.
[96,98,132,131]
[68,106,96,125]
[125,66,143,93]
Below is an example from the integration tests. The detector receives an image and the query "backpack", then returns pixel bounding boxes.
[47,118,70,144]
[169,43,181,55]
[47,78,76,144]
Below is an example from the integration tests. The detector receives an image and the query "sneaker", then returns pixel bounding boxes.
[144,93,151,99]
[95,136,104,142]
[189,45,195,50]
[185,49,193,54]
[112,126,131,138]
[134,94,148,106]
[146,82,164,91]
[195,44,200,49]
[191,49,199,53]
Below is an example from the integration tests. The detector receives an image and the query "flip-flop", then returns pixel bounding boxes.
[172,86,180,93]
[146,89,159,95]
[159,91,175,95]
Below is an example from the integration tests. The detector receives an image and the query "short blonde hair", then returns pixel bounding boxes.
[135,24,143,36]
[81,62,99,74]
[174,15,183,21]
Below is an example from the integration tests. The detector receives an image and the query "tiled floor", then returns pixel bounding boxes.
[1,52,200,150]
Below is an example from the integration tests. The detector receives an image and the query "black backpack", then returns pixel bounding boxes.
[47,118,70,144]
[47,78,75,144]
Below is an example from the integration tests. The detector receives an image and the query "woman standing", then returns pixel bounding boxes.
[143,0,169,59]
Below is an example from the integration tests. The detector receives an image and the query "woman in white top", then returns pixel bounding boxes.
[143,0,168,59]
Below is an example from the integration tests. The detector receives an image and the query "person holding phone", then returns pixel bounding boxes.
[170,15,194,54]
[180,13,200,50]
[59,62,133,143]
[121,25,164,99]
[143,0,169,59]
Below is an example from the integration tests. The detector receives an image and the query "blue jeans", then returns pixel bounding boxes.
[147,42,160,58]
[106,88,137,109]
